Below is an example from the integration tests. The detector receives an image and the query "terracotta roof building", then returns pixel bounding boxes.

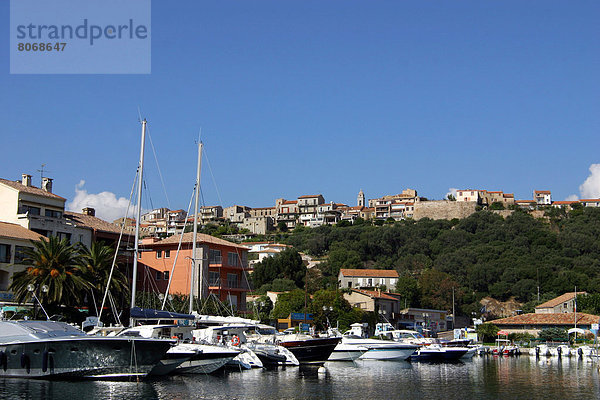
[491,312,599,335]
[139,233,250,311]
[338,269,399,290]
[535,292,586,314]
[0,221,43,301]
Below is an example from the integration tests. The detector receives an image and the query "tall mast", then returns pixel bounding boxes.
[189,141,203,313]
[130,119,147,326]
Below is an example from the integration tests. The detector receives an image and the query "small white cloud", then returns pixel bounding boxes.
[579,164,600,199]
[67,180,136,222]
[565,194,579,201]
[446,188,458,200]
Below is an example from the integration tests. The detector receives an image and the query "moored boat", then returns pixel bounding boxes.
[0,320,172,379]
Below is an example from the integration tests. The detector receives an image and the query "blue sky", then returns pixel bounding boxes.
[2,1,599,221]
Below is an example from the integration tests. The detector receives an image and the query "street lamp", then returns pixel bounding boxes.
[27,284,50,320]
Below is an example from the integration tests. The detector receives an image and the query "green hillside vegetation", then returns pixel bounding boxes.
[250,207,600,318]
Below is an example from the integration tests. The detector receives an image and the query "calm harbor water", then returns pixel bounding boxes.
[1,356,599,400]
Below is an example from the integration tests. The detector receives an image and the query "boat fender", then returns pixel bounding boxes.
[231,335,241,346]
[20,353,30,373]
[42,350,49,372]
[0,351,6,371]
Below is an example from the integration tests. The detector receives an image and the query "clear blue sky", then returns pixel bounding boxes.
[2,1,599,220]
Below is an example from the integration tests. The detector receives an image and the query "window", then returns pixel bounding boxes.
[155,271,162,280]
[227,273,238,289]
[0,244,11,263]
[57,232,71,242]
[31,229,48,237]
[228,252,238,267]
[20,205,40,215]
[156,250,162,259]
[163,271,169,280]
[164,250,170,258]
[137,251,142,259]
[45,209,63,218]
[347,282,352,288]
[209,249,222,264]
[14,246,30,264]
[209,271,220,286]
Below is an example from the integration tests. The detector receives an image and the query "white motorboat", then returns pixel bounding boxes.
[0,320,172,379]
[329,323,417,361]
[118,324,239,374]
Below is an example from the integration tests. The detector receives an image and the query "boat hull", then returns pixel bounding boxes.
[0,337,170,379]
[280,337,341,363]
[410,347,467,361]
[359,346,417,361]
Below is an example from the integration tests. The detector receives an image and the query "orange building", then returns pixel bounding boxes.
[138,233,250,311]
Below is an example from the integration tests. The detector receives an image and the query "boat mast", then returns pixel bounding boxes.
[130,119,147,326]
[189,141,203,313]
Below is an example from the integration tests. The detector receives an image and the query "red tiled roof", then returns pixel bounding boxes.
[352,289,398,301]
[0,222,43,241]
[492,312,599,326]
[298,194,322,199]
[503,193,514,198]
[64,211,133,235]
[340,269,399,278]
[534,190,551,194]
[516,200,535,203]
[536,292,586,309]
[282,200,297,205]
[0,178,66,200]
[552,201,578,205]
[150,232,247,250]
[580,199,600,202]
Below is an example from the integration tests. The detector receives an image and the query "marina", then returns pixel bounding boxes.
[1,355,599,400]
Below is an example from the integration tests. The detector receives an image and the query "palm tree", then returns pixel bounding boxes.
[78,241,130,315]
[9,236,90,306]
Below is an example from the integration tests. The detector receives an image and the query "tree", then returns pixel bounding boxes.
[489,202,505,210]
[395,274,419,307]
[78,241,130,315]
[475,323,499,343]
[252,248,306,289]
[277,221,288,232]
[9,236,90,307]
[271,289,307,319]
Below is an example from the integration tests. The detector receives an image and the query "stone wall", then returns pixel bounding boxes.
[413,200,478,220]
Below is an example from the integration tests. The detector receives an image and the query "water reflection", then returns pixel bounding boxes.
[2,357,599,400]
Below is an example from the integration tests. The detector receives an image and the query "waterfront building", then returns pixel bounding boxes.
[138,233,250,311]
[338,268,399,290]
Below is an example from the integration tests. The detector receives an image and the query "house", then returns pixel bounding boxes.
[456,189,483,203]
[534,190,552,205]
[275,199,299,229]
[240,216,273,235]
[139,232,250,311]
[199,206,223,225]
[343,289,400,321]
[338,269,399,290]
[491,312,599,335]
[580,199,600,207]
[396,307,449,333]
[0,174,96,246]
[369,189,418,221]
[535,292,586,314]
[241,242,290,265]
[0,222,42,302]
[515,200,537,210]
[551,200,579,210]
[223,205,251,223]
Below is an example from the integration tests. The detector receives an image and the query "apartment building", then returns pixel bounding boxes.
[0,174,91,245]
[139,233,250,310]
[534,190,552,205]
[275,199,299,229]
